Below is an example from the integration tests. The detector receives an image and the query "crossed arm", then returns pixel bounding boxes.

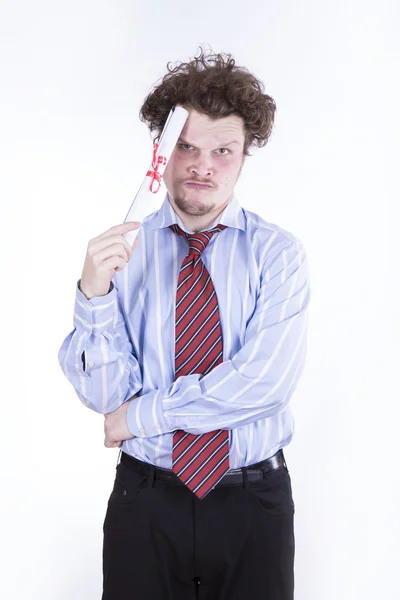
[103,239,310,447]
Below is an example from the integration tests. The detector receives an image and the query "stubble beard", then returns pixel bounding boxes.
[172,181,219,216]
[173,194,217,217]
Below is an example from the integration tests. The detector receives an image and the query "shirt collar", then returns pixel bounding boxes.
[144,191,246,233]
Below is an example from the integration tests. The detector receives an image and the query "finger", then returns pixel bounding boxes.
[104,439,122,448]
[88,234,134,258]
[92,222,141,244]
[103,255,127,272]
[93,243,130,265]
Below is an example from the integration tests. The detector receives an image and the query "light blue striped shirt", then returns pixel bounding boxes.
[58,192,310,469]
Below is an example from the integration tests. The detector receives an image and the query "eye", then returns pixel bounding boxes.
[178,143,193,151]
[216,148,230,155]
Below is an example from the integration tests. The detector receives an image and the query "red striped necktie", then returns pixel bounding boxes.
[169,223,230,499]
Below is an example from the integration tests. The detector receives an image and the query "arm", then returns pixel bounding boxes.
[58,280,142,414]
[127,238,310,438]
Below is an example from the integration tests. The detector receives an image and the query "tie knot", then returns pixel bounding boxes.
[169,224,227,256]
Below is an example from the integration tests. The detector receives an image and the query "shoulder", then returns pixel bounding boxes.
[242,208,305,267]
[243,208,300,245]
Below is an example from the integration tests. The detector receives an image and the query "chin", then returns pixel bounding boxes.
[176,200,211,216]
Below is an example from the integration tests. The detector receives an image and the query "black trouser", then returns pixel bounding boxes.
[102,450,295,600]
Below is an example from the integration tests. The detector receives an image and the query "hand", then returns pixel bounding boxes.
[104,401,135,448]
[80,222,141,300]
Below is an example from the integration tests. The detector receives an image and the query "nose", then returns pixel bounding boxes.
[190,154,214,178]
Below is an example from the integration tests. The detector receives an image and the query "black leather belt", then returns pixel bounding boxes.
[120,449,286,487]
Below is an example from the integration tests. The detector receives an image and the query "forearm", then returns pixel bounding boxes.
[58,282,142,413]
[127,238,310,438]
[127,312,307,437]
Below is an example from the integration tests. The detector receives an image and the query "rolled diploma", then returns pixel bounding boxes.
[123,106,189,246]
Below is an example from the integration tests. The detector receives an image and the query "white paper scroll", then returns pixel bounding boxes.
[123,106,189,246]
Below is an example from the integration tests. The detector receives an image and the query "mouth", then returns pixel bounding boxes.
[185,182,214,190]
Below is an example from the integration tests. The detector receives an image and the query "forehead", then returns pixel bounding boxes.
[179,107,245,145]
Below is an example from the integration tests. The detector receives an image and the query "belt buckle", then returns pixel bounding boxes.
[228,468,242,476]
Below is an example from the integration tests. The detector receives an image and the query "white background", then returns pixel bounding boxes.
[1,1,399,598]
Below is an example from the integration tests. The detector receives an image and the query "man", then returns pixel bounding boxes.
[58,48,310,600]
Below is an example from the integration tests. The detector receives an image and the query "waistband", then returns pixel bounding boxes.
[119,449,286,488]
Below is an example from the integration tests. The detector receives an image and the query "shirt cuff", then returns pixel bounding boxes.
[127,390,171,438]
[73,279,116,334]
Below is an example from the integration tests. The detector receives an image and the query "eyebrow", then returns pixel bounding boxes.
[177,137,240,147]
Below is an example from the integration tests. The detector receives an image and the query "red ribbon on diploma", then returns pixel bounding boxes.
[146,142,167,194]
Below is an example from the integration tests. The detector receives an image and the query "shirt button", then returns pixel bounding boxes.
[88,361,94,367]
[82,319,89,326]
[139,427,145,436]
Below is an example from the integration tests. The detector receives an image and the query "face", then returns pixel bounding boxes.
[163,107,246,225]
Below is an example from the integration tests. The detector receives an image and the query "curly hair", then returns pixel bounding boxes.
[139,47,276,156]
